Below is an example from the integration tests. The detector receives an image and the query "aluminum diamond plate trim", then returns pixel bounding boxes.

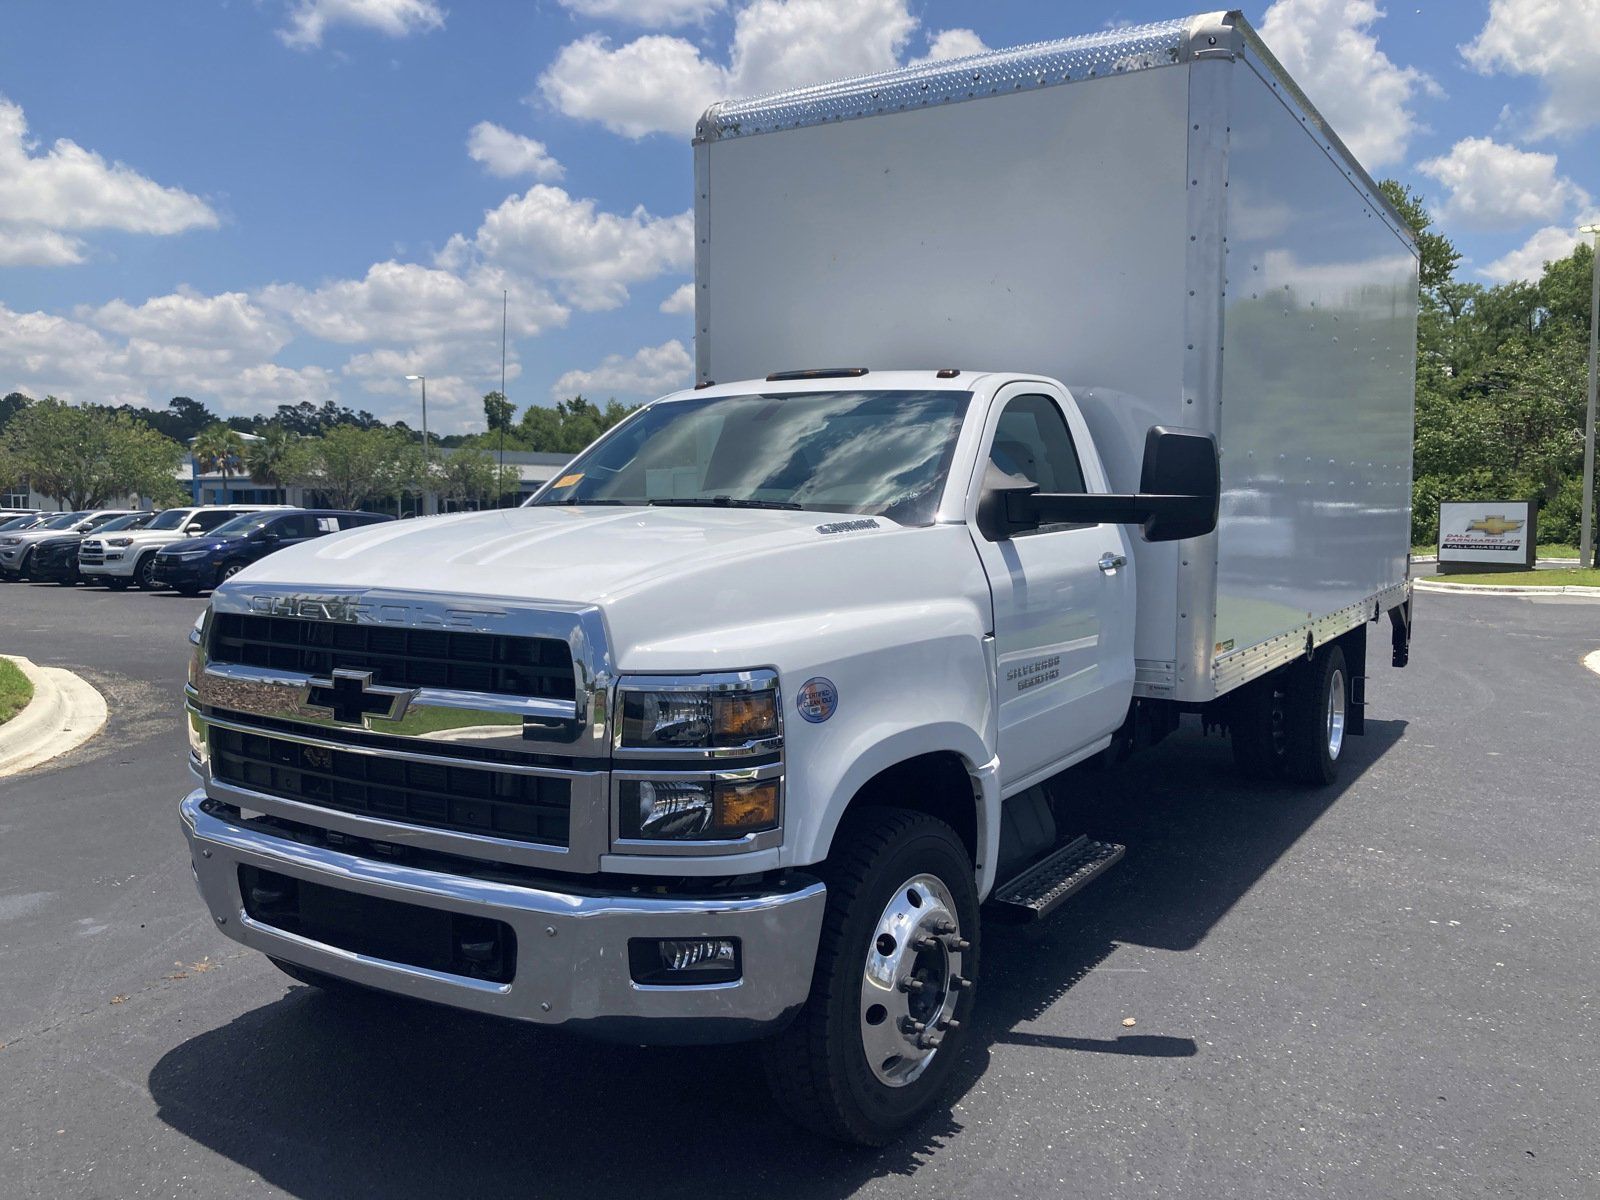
[695,15,1196,143]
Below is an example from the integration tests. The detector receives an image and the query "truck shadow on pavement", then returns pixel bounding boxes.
[148,718,1403,1198]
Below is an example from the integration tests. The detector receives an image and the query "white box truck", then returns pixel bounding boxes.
[179,10,1416,1145]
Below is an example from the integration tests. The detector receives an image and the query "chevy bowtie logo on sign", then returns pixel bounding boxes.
[301,668,416,727]
[1438,500,1534,570]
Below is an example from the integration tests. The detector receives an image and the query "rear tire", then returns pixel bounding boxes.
[1282,644,1347,785]
[1230,674,1288,779]
[761,808,979,1146]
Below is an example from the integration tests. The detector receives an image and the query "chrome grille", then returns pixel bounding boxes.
[209,612,576,702]
[210,725,571,847]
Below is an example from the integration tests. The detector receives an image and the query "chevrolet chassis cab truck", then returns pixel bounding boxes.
[180,11,1416,1144]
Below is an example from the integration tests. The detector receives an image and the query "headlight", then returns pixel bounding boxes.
[107,537,134,547]
[0,537,19,546]
[170,549,211,560]
[618,772,781,841]
[617,671,781,752]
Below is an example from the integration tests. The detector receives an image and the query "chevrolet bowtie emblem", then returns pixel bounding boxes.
[301,669,416,726]
[1466,515,1524,537]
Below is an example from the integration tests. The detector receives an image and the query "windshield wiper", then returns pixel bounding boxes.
[646,496,803,511]
[541,498,633,506]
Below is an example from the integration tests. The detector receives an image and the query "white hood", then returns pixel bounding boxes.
[227,506,992,671]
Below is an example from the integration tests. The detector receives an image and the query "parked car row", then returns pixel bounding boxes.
[0,505,393,595]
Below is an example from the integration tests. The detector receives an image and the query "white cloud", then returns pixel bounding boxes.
[539,0,967,139]
[1257,0,1437,169]
[278,0,445,50]
[466,122,564,180]
[552,339,693,399]
[659,282,695,315]
[260,261,567,344]
[558,0,726,26]
[1462,0,1600,140]
[538,34,725,139]
[442,184,692,311]
[1478,219,1599,283]
[86,289,291,357]
[0,96,217,268]
[1416,137,1589,231]
[0,227,84,267]
[0,300,335,414]
[909,28,988,66]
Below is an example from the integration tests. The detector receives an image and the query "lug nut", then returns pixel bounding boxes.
[899,977,925,993]
[943,936,971,952]
[911,937,936,952]
[900,1018,926,1035]
[918,1034,943,1050]
[949,974,973,991]
[937,1018,961,1032]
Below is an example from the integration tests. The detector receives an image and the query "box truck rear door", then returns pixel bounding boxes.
[969,388,1135,783]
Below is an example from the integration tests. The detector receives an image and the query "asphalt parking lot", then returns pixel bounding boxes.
[1,579,1597,1199]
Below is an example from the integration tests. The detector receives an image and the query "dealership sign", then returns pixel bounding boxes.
[1438,500,1536,569]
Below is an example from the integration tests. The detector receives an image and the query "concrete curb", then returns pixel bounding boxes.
[1415,578,1600,599]
[0,655,108,777]
[1585,650,1600,680]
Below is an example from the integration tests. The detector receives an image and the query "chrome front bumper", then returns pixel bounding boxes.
[180,790,826,1043]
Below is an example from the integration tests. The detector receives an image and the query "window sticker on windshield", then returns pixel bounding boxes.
[554,472,584,488]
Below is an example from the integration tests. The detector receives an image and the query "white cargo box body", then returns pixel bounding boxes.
[694,10,1417,705]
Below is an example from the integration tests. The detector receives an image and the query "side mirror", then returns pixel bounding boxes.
[977,427,1219,544]
[183,523,203,534]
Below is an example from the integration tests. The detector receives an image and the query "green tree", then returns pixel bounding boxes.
[191,423,247,487]
[483,391,516,434]
[4,397,185,508]
[431,446,521,510]
[517,395,638,453]
[288,425,422,510]
[0,392,33,435]
[1378,180,1460,293]
[242,423,307,503]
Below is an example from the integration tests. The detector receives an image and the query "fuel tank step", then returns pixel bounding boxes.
[987,835,1124,923]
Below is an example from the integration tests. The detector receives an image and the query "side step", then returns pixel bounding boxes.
[987,835,1124,923]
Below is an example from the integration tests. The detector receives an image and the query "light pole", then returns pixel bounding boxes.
[405,373,431,517]
[404,373,430,463]
[1581,224,1600,569]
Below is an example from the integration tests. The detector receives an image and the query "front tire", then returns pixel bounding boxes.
[135,554,159,590]
[761,808,979,1146]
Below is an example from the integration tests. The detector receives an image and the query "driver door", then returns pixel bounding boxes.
[969,385,1135,787]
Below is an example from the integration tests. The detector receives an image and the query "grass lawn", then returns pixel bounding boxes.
[1434,568,1600,587]
[0,657,33,724]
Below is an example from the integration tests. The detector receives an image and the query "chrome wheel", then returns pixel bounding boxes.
[859,873,967,1088]
[1326,666,1346,760]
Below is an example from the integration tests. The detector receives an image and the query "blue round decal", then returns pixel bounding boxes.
[796,677,838,724]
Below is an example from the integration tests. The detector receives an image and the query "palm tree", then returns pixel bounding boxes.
[243,424,298,504]
[190,424,246,501]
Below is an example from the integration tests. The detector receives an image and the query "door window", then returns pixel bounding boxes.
[988,394,1086,494]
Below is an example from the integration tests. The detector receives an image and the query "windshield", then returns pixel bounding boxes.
[97,512,156,533]
[40,511,89,530]
[207,513,275,537]
[531,389,971,526]
[0,514,38,531]
[145,508,195,531]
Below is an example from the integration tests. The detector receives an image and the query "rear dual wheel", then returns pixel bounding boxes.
[1230,643,1348,785]
[762,808,978,1146]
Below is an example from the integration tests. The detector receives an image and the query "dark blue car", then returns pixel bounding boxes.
[151,509,392,595]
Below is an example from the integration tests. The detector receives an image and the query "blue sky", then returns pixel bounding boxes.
[2,0,1596,432]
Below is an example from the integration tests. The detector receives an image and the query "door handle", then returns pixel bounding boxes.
[1098,552,1127,573]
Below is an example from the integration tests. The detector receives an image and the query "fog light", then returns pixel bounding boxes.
[629,937,741,985]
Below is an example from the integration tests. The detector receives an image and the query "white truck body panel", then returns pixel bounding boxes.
[694,10,1417,703]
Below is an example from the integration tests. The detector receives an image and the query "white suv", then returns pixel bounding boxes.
[79,504,295,590]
